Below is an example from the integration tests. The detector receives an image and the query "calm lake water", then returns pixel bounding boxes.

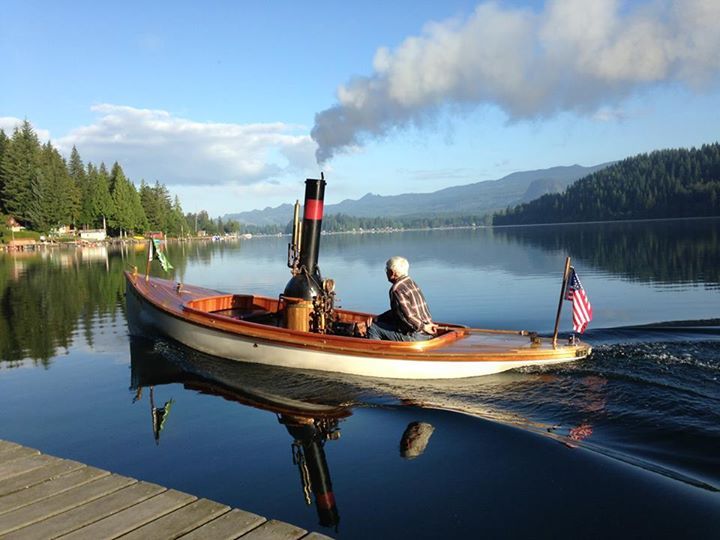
[1,218,719,538]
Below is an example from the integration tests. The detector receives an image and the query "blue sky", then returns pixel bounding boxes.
[2,0,719,215]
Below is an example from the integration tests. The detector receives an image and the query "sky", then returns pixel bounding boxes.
[1,0,719,216]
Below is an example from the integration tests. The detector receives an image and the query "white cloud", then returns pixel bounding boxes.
[312,0,720,162]
[56,104,317,187]
[0,117,51,142]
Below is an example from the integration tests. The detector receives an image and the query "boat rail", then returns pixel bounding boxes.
[181,292,467,353]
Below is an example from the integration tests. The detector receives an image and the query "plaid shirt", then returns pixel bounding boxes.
[390,276,433,333]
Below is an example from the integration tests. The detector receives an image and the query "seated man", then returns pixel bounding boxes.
[366,256,438,341]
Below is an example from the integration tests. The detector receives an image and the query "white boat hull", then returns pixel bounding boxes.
[127,284,581,379]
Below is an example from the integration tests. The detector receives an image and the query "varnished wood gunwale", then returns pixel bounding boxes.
[183,293,466,352]
[126,272,591,364]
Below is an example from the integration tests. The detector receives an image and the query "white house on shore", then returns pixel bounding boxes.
[79,229,107,242]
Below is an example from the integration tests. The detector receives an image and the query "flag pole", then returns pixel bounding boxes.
[145,238,152,282]
[552,256,572,347]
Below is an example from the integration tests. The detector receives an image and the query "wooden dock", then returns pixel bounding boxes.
[0,440,332,539]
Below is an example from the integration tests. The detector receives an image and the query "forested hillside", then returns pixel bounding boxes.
[494,144,720,225]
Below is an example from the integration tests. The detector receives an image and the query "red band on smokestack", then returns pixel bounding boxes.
[304,199,324,220]
[316,491,336,509]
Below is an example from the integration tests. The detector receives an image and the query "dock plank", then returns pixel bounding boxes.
[58,489,197,540]
[0,445,39,462]
[179,508,267,540]
[0,474,135,535]
[0,460,85,497]
[118,498,231,540]
[238,519,308,540]
[301,533,335,540]
[3,481,166,540]
[0,454,54,481]
[0,466,108,515]
[0,441,23,453]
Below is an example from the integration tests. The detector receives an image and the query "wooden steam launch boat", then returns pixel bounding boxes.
[126,176,591,380]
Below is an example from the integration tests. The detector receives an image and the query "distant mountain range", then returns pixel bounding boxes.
[225,163,611,226]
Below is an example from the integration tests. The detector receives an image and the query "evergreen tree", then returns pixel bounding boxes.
[226,219,240,234]
[27,146,55,233]
[109,162,135,236]
[49,145,80,228]
[67,146,86,185]
[95,163,114,230]
[154,181,172,231]
[139,181,162,231]
[67,147,86,220]
[1,121,42,225]
[83,162,114,229]
[166,195,189,236]
[107,162,148,236]
[0,129,8,214]
[28,143,79,233]
[129,181,148,234]
[140,180,174,232]
[198,210,216,234]
[79,163,97,228]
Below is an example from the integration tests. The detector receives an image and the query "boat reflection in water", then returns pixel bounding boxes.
[280,415,341,527]
[131,384,174,445]
[128,337,350,529]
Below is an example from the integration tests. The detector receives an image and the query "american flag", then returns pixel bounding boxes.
[565,267,592,333]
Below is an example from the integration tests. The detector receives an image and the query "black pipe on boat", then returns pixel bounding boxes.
[299,175,325,279]
[284,175,326,300]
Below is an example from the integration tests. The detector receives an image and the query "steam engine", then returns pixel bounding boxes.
[283,175,339,334]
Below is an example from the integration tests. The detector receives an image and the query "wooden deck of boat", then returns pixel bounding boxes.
[0,439,331,540]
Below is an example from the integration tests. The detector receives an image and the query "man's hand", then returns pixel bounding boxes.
[422,322,438,335]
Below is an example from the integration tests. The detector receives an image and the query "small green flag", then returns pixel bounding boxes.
[150,238,174,272]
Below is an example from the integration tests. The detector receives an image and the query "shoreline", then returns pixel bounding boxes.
[2,214,718,253]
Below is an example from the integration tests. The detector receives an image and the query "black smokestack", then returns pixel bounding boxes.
[299,175,326,280]
[283,175,326,300]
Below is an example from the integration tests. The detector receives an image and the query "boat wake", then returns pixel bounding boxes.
[373,322,720,492]
[578,317,720,344]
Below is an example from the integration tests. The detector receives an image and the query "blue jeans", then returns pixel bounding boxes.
[366,319,432,342]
